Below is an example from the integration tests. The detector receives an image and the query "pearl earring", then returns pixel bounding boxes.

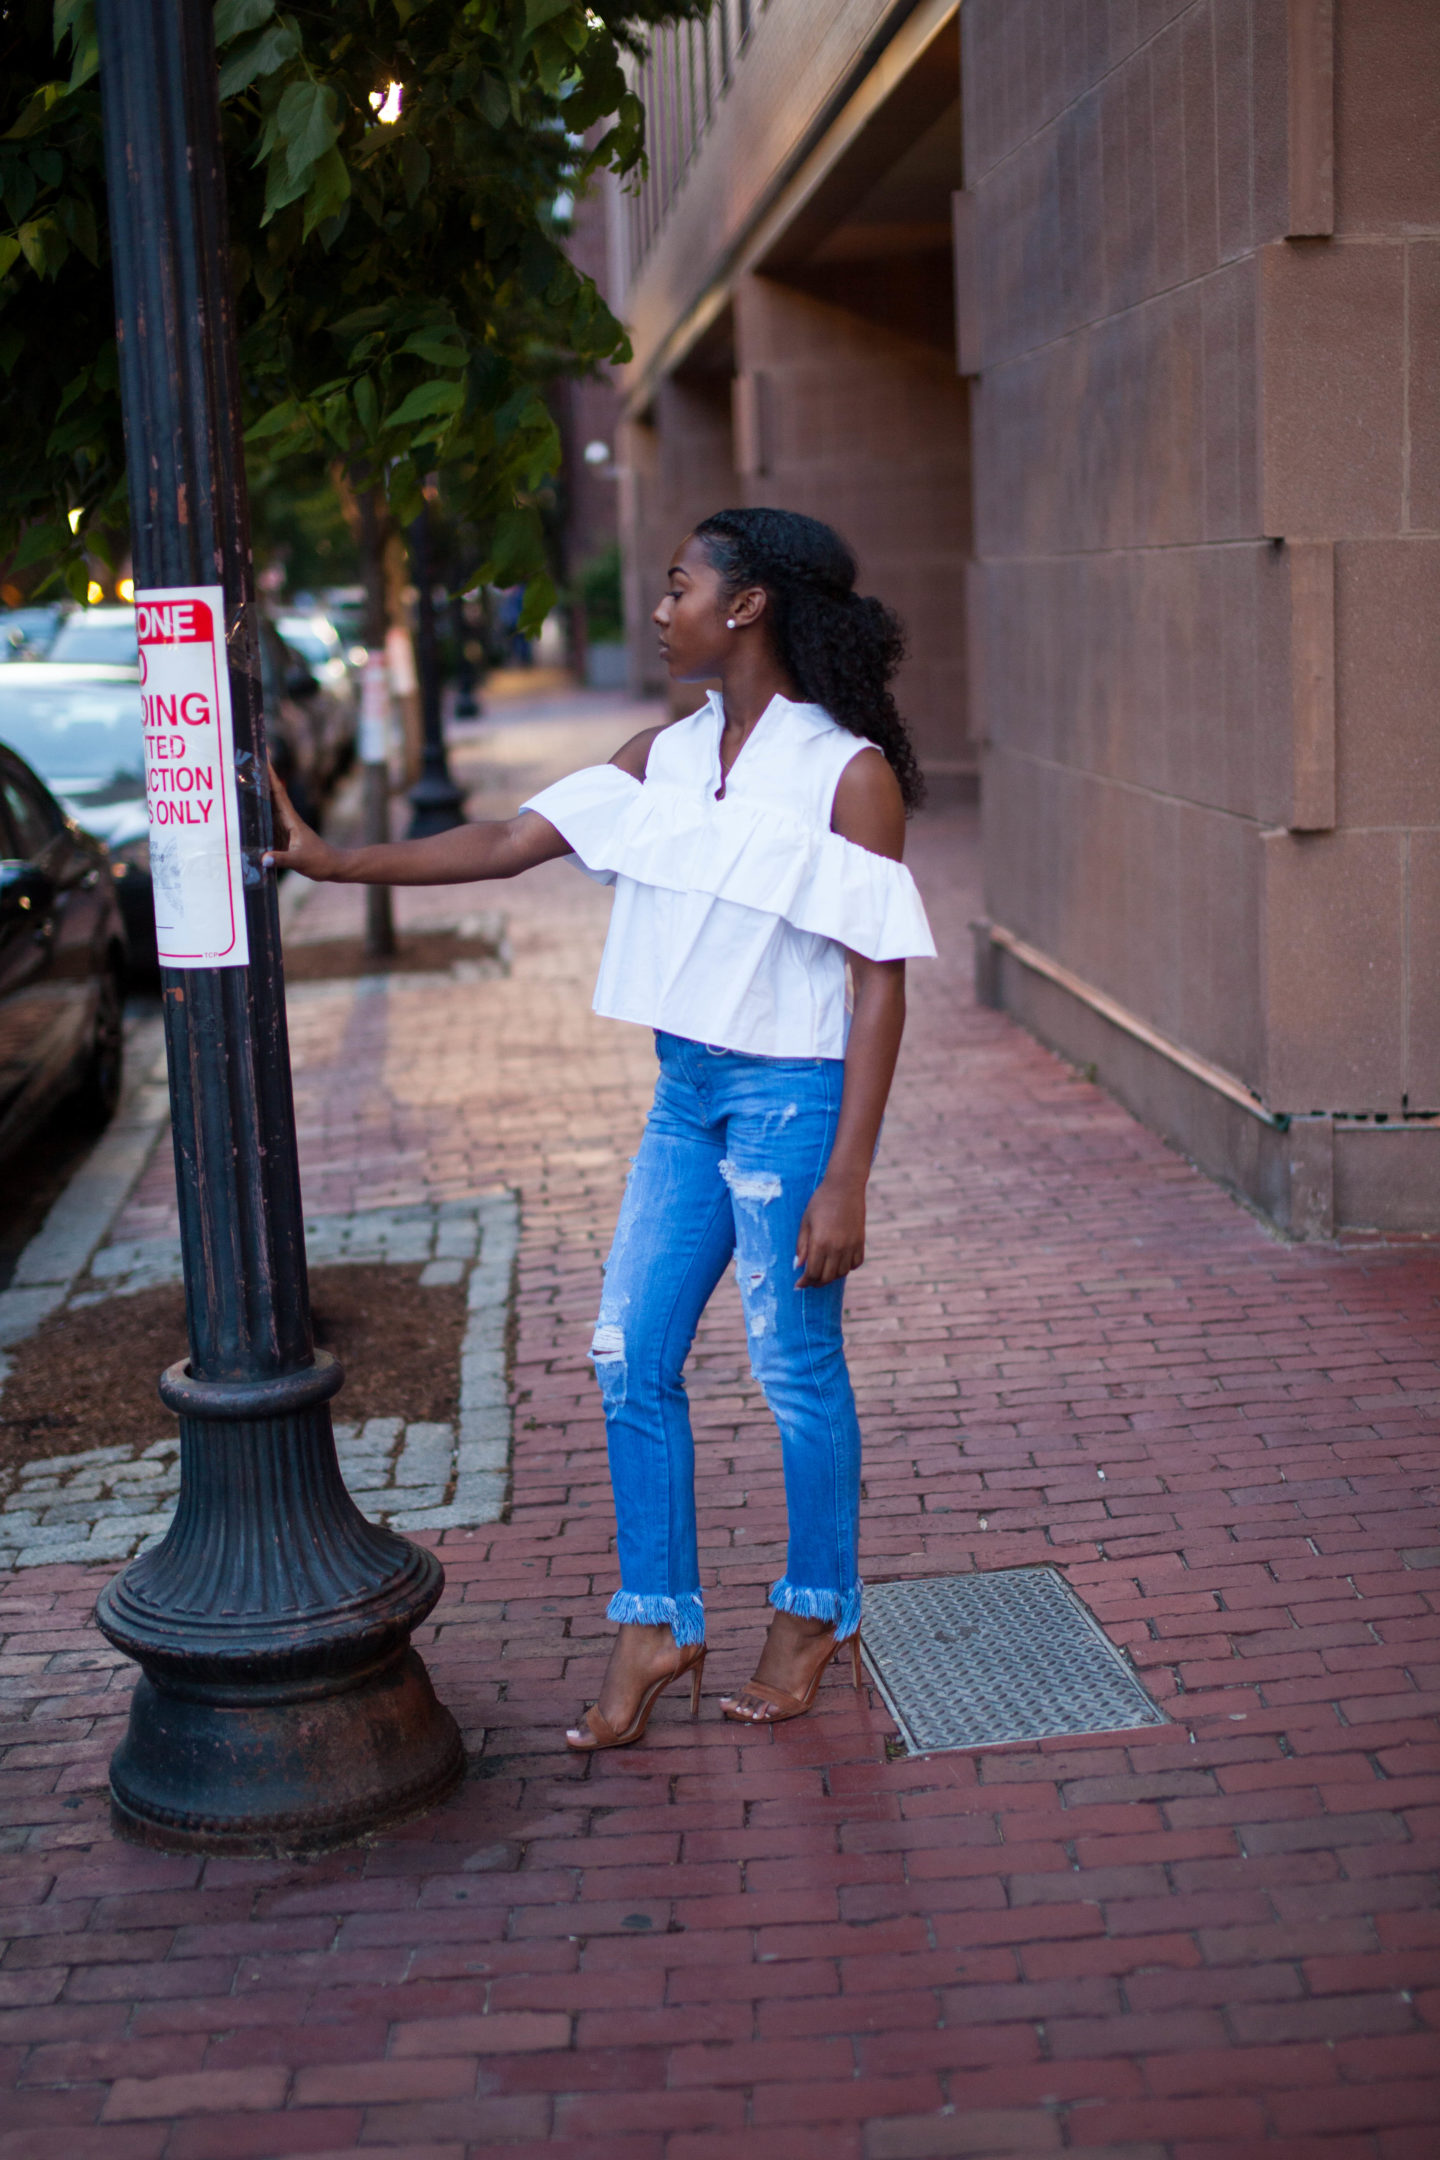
[726,618,737,630]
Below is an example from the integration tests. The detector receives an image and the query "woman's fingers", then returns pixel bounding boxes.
[264,759,291,860]
[795,1240,864,1289]
[263,758,315,870]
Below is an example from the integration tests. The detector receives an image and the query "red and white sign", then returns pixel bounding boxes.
[136,586,249,968]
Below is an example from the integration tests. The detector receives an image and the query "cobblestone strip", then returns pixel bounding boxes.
[0,1190,518,1568]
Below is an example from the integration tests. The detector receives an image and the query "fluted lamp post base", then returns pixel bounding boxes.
[96,1355,464,1856]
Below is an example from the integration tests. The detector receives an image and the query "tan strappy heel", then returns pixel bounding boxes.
[722,1629,864,1725]
[566,1643,707,1752]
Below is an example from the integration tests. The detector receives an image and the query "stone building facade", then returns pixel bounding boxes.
[608,0,1440,1238]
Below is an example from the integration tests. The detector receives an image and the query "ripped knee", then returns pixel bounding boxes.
[720,1158,782,1206]
[589,1320,627,1409]
[737,1259,779,1387]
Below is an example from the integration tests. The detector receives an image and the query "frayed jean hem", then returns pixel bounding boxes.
[606,1589,706,1646]
[769,1577,863,1641]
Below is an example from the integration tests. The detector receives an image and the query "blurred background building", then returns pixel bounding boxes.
[593,0,1440,1240]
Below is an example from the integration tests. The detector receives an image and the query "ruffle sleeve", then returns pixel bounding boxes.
[521,764,641,886]
[522,767,935,963]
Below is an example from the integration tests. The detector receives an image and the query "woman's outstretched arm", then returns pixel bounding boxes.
[795,747,909,1288]
[264,726,665,886]
[263,761,572,885]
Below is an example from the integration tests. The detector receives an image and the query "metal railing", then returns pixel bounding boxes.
[625,0,758,274]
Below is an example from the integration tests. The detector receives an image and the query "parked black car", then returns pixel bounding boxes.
[0,664,155,970]
[0,741,127,1165]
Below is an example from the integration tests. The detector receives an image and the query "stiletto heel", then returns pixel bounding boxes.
[566,1641,707,1753]
[722,1623,860,1725]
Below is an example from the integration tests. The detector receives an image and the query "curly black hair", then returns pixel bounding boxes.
[692,506,925,812]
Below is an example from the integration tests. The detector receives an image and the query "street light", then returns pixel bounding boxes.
[93,0,463,1852]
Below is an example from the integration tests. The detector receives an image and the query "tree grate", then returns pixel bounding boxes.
[860,1567,1167,1755]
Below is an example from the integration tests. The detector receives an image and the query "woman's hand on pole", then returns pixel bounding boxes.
[264,762,339,881]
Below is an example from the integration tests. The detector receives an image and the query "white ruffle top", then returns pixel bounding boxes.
[520,690,936,1058]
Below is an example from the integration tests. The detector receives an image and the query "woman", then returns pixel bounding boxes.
[265,506,935,1748]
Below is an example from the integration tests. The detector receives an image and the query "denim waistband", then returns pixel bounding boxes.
[655,1029,840,1071]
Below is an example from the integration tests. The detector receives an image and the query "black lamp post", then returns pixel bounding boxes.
[451,591,481,719]
[356,487,397,960]
[406,506,466,838]
[93,0,463,1852]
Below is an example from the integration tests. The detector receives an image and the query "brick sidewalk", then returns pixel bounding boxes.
[3,690,1439,2159]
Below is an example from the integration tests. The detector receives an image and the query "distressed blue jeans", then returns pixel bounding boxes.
[591,1030,863,1648]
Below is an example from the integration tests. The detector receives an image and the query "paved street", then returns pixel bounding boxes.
[2,687,1439,2158]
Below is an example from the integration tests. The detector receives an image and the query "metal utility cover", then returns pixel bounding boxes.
[861,1567,1167,1755]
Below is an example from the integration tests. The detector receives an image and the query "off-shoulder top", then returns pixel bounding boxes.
[520,689,936,1058]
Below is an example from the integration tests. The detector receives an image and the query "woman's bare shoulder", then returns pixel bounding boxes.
[830,745,905,860]
[609,720,680,781]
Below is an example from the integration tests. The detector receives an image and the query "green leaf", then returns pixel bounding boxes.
[517,572,557,639]
[314,199,351,248]
[477,73,509,128]
[214,0,276,43]
[53,0,97,80]
[533,26,572,96]
[302,144,351,237]
[399,135,430,207]
[54,366,89,416]
[4,85,63,144]
[400,328,466,368]
[386,458,424,524]
[525,0,573,35]
[244,396,303,441]
[278,80,342,184]
[0,235,20,281]
[17,217,64,277]
[318,388,352,449]
[353,375,378,440]
[261,166,306,222]
[53,0,90,52]
[57,193,98,264]
[2,164,39,226]
[330,304,390,338]
[218,20,300,100]
[489,504,542,583]
[14,518,67,570]
[385,378,464,428]
[66,29,100,91]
